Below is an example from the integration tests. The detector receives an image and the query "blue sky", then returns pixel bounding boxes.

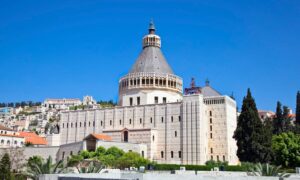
[0,0,299,111]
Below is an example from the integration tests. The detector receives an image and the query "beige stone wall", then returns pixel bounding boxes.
[60,95,238,165]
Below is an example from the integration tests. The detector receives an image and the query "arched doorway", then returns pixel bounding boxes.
[124,131,128,142]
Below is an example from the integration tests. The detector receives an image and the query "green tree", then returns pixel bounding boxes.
[272,132,300,167]
[95,146,106,156]
[262,118,274,162]
[0,153,11,180]
[116,152,150,169]
[233,88,271,163]
[273,101,284,135]
[282,106,292,132]
[105,146,124,158]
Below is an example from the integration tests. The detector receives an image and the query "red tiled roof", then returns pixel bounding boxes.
[85,133,112,141]
[18,132,47,145]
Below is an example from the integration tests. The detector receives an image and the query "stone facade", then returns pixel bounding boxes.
[59,21,239,165]
[60,93,238,165]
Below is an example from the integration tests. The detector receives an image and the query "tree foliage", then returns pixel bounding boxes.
[272,132,300,168]
[247,163,289,177]
[68,146,150,169]
[273,102,292,134]
[233,88,272,163]
[0,153,11,180]
[25,156,67,180]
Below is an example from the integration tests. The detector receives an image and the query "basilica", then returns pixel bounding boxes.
[59,21,239,165]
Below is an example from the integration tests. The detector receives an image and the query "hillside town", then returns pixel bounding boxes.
[0,96,112,147]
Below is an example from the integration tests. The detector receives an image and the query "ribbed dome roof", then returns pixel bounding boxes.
[129,46,174,74]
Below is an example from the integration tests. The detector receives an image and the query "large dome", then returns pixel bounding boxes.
[129,46,174,74]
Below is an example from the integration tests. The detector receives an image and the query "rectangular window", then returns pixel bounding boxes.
[137,97,140,105]
[161,151,164,158]
[154,96,158,104]
[178,151,182,158]
[210,125,212,131]
[210,118,212,124]
[211,148,213,153]
[171,151,174,158]
[210,133,213,139]
[163,97,167,103]
[130,97,133,106]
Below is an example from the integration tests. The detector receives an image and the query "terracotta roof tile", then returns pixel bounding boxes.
[87,133,112,141]
[18,132,47,145]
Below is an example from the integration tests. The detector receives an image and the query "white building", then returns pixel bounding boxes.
[0,125,25,148]
[83,96,97,106]
[43,98,82,110]
[59,21,239,165]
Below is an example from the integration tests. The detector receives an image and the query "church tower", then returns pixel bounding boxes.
[118,21,183,106]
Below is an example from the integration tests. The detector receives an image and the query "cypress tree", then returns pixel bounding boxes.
[0,153,11,180]
[282,106,292,132]
[273,101,284,135]
[296,91,300,125]
[233,88,269,163]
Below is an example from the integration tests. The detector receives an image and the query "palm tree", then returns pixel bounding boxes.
[247,163,290,177]
[25,156,69,180]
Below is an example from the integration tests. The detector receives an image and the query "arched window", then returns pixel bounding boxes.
[150,117,153,123]
[152,135,155,142]
[129,119,132,124]
[110,120,112,126]
[210,111,212,116]
[141,151,144,158]
[161,117,164,123]
[175,131,177,137]
[101,121,103,126]
[211,148,213,153]
[14,140,17,144]
[140,118,142,124]
[161,151,164,158]
[119,119,122,125]
[1,140,4,144]
[7,140,10,145]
